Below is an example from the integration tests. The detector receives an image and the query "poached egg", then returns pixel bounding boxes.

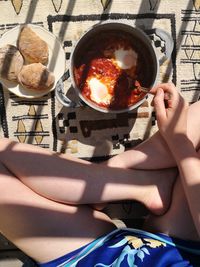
[114,48,138,70]
[88,77,112,105]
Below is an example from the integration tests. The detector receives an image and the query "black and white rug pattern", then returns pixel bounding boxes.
[0,0,199,160]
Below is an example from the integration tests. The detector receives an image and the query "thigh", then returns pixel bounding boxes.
[143,149,200,241]
[0,162,116,264]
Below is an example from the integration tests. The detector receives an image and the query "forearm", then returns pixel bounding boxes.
[168,136,200,236]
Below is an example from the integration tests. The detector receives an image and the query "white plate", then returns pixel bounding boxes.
[0,24,66,98]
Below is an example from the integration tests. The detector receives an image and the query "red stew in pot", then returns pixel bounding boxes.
[74,31,149,110]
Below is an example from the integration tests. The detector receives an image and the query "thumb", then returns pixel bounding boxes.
[153,88,167,121]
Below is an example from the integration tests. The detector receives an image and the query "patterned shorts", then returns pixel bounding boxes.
[38,228,200,267]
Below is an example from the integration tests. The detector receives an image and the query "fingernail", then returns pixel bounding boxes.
[157,88,163,95]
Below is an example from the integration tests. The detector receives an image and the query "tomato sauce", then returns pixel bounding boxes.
[74,31,148,110]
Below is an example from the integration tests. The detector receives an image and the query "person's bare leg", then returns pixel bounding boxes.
[143,177,199,241]
[0,161,116,263]
[142,149,200,241]
[0,138,176,215]
[107,101,200,169]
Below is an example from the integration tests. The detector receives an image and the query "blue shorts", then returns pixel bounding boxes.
[38,228,200,267]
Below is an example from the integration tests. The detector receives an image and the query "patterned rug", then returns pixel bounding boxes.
[0,0,200,161]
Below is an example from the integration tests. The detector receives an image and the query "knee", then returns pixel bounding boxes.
[0,138,17,151]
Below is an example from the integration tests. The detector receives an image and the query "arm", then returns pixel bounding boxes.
[151,83,200,236]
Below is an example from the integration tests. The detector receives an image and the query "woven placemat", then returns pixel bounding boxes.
[0,0,199,160]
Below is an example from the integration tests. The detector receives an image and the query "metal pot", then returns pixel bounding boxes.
[56,21,174,113]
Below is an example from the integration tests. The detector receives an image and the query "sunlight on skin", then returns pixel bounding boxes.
[181,157,200,186]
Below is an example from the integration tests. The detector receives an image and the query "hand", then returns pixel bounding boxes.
[150,83,189,143]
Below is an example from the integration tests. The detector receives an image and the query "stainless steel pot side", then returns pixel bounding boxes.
[56,21,174,113]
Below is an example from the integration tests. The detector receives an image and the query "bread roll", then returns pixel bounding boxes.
[18,63,55,91]
[0,44,24,81]
[18,26,49,64]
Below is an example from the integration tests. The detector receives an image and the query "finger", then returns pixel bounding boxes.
[150,83,176,96]
[163,92,172,108]
[153,88,167,121]
[150,88,169,107]
[164,92,171,100]
[152,82,175,91]
[151,83,180,108]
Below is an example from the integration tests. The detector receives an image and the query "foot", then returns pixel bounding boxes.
[90,203,108,211]
[142,167,177,216]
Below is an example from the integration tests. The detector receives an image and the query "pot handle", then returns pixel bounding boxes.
[144,28,174,65]
[55,70,81,108]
